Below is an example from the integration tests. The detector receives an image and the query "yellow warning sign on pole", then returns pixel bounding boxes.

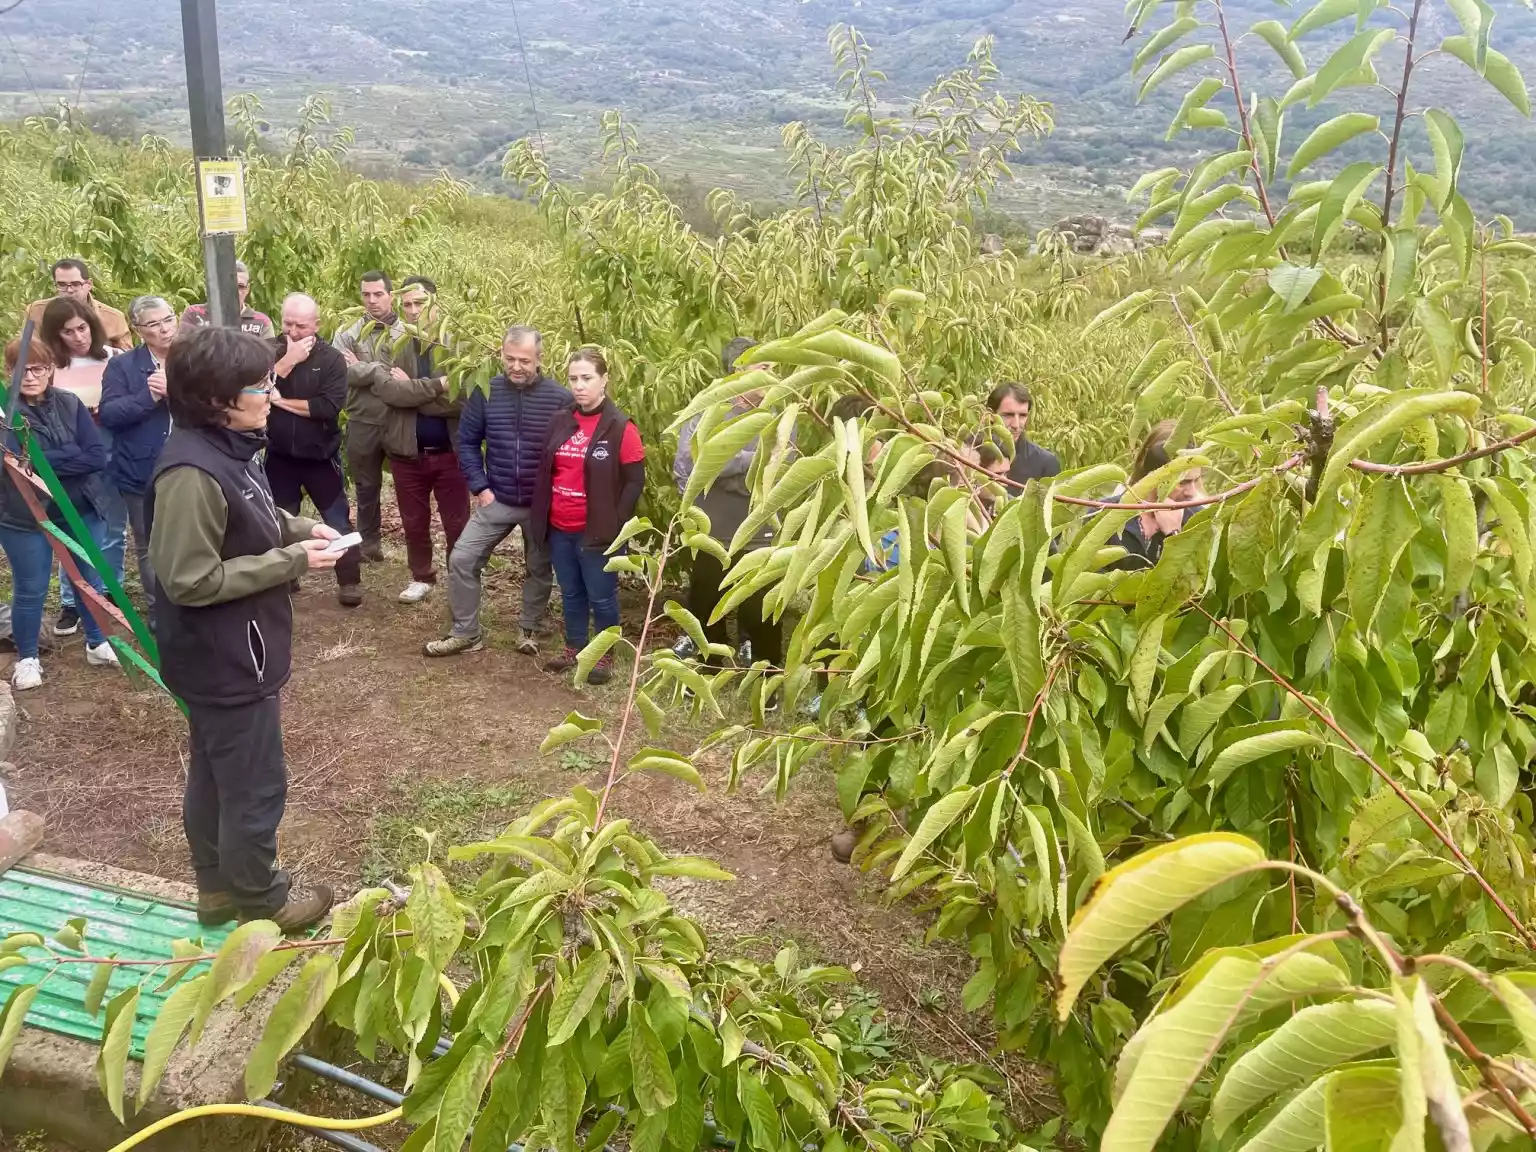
[196,158,247,235]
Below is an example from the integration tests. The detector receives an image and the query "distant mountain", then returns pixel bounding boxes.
[3,0,1536,222]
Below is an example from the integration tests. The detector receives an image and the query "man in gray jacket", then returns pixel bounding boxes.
[334,271,403,562]
[672,337,783,669]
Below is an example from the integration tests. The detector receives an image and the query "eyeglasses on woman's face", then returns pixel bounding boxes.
[240,373,277,396]
[20,363,52,380]
[137,315,176,333]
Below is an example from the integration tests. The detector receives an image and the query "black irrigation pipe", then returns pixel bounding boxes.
[294,1050,739,1152]
[292,1054,405,1108]
[254,1099,388,1152]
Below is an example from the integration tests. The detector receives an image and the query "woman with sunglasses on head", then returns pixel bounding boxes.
[0,339,120,689]
[531,346,645,686]
[147,326,341,934]
[39,295,125,638]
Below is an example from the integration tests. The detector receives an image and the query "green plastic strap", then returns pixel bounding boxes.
[10,415,161,667]
[39,519,91,565]
[107,636,184,715]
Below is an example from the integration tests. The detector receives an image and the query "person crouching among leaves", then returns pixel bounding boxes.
[1108,418,1208,571]
[147,326,340,933]
[531,347,644,686]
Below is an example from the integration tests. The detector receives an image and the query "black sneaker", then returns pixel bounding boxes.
[736,638,753,666]
[53,607,81,637]
[672,635,699,661]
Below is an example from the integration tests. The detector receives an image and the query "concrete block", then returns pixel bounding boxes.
[0,854,287,1151]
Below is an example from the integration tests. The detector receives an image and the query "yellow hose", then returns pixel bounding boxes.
[103,973,461,1151]
[105,1103,403,1152]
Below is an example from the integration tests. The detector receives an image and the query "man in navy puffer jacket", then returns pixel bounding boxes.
[426,326,571,657]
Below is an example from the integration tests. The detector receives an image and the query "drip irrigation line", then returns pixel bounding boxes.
[254,1101,387,1152]
[293,1054,404,1108]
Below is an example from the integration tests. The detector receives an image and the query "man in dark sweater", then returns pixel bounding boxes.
[266,293,363,607]
[147,326,340,933]
[987,381,1061,486]
[426,325,570,657]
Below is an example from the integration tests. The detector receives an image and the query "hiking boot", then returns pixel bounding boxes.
[425,632,485,658]
[53,606,81,636]
[586,653,616,686]
[338,584,364,608]
[516,627,539,655]
[542,646,579,674]
[247,884,334,935]
[360,541,385,563]
[196,890,238,927]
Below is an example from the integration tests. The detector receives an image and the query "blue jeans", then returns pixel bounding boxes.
[59,484,125,609]
[548,530,620,649]
[0,517,108,658]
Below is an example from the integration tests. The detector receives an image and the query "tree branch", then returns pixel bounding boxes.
[1193,603,1536,950]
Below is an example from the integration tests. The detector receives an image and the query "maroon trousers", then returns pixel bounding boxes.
[390,451,471,583]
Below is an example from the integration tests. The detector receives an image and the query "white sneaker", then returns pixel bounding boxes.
[11,658,41,691]
[86,642,119,667]
[399,582,433,604]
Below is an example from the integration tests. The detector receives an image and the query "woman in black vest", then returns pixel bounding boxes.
[531,347,645,686]
[146,327,342,934]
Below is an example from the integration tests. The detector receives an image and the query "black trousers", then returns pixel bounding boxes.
[184,696,290,915]
[688,550,783,667]
[265,452,362,586]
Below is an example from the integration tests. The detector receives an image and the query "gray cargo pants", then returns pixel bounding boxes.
[446,499,553,639]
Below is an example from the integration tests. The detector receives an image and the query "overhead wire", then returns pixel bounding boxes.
[505,0,546,156]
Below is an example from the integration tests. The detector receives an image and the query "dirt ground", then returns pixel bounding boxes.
[1,516,1051,1145]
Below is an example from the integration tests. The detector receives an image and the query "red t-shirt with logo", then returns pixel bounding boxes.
[550,409,645,533]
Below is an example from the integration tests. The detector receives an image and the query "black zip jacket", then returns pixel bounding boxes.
[267,335,348,461]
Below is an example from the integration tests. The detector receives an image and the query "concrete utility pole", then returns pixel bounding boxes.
[181,0,240,328]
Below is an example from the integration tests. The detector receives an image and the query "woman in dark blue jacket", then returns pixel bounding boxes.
[0,339,119,690]
[98,295,177,614]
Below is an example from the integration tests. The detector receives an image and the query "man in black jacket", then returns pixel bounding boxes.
[988,381,1061,486]
[267,293,363,606]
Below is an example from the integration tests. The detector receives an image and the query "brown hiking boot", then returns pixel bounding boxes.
[196,890,237,926]
[516,627,539,655]
[585,652,615,686]
[360,541,385,563]
[338,584,364,608]
[246,884,335,935]
[542,646,579,674]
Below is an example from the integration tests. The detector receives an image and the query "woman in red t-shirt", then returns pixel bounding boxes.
[531,347,645,685]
